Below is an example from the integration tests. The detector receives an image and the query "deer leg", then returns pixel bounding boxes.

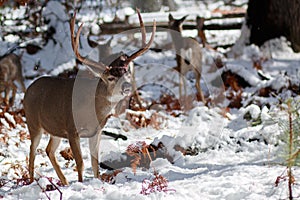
[3,84,10,106]
[179,58,189,108]
[176,54,184,102]
[9,83,17,106]
[179,74,183,101]
[68,134,84,182]
[194,70,205,103]
[0,95,3,105]
[46,135,69,185]
[180,74,191,110]
[183,75,187,99]
[131,63,142,107]
[28,126,42,183]
[18,78,26,93]
[89,133,101,178]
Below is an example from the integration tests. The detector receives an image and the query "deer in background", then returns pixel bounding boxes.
[24,9,156,185]
[196,16,207,47]
[168,14,205,104]
[88,35,113,62]
[0,53,26,106]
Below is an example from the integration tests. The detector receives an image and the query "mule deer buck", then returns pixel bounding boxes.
[0,53,26,106]
[24,10,156,185]
[168,14,205,104]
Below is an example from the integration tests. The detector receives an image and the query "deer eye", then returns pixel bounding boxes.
[108,76,116,82]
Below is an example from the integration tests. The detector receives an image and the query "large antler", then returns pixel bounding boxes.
[125,9,156,65]
[70,10,155,74]
[70,12,108,72]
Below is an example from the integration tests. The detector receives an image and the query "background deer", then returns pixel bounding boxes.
[196,16,207,47]
[0,52,26,106]
[24,10,156,185]
[88,35,113,62]
[168,14,205,104]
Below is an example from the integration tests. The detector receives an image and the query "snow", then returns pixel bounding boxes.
[1,0,300,199]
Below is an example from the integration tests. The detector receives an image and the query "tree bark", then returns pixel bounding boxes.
[246,0,300,52]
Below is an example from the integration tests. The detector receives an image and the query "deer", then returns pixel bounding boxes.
[196,16,207,47]
[0,52,26,106]
[24,9,156,186]
[168,13,205,105]
[87,35,113,63]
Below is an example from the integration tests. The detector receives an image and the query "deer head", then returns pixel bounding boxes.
[70,9,156,85]
[168,13,188,33]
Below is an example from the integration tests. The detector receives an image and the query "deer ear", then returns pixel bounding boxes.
[87,34,98,48]
[168,13,174,21]
[180,15,188,23]
[196,16,205,29]
[107,36,113,46]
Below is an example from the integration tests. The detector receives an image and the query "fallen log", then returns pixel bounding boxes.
[99,18,243,35]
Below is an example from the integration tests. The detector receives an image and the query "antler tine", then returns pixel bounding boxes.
[136,8,146,47]
[126,12,156,64]
[70,11,107,72]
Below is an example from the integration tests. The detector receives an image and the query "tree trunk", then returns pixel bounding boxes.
[246,0,300,52]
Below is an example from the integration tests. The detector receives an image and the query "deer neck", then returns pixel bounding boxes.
[169,30,185,51]
[94,79,122,119]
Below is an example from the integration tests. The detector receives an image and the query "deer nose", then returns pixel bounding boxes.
[122,82,132,95]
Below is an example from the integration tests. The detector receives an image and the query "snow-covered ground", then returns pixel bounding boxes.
[1,0,300,199]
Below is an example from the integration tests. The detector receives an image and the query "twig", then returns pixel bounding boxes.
[35,172,63,200]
